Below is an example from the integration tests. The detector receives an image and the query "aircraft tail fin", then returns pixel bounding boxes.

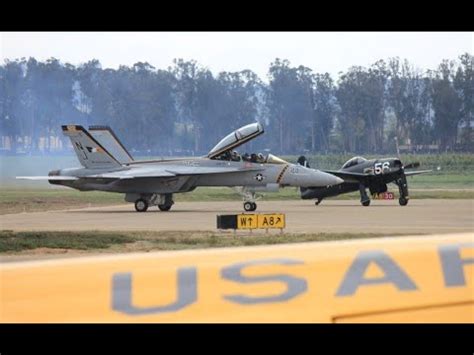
[89,125,134,164]
[62,125,122,169]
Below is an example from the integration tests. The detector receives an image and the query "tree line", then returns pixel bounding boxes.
[0,53,472,156]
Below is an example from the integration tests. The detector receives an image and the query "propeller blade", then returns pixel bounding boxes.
[404,162,420,169]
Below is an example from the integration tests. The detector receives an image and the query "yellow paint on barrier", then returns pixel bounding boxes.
[1,233,473,323]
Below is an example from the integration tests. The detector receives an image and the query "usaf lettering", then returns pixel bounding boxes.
[111,243,473,315]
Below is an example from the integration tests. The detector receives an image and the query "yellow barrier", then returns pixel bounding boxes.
[1,233,473,323]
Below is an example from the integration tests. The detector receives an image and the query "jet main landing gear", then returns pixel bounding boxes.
[134,198,148,212]
[132,194,174,212]
[155,193,174,211]
[158,204,172,211]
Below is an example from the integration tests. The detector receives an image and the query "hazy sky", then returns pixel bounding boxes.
[1,32,472,80]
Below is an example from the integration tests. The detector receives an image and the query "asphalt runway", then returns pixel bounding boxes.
[1,199,473,234]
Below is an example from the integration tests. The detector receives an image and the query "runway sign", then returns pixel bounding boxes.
[237,214,258,229]
[218,213,285,230]
[257,214,285,229]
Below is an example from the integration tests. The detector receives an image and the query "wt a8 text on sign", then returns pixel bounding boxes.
[237,214,285,230]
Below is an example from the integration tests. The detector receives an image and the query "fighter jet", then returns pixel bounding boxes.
[17,123,343,212]
[297,155,432,206]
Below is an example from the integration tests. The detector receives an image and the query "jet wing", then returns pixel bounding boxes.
[166,166,263,175]
[322,168,433,183]
[405,169,432,176]
[88,167,176,180]
[88,165,263,180]
[16,176,79,181]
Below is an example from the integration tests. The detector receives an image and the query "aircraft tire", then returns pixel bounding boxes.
[399,197,409,206]
[244,202,254,212]
[158,204,172,211]
[135,199,148,212]
[361,200,371,207]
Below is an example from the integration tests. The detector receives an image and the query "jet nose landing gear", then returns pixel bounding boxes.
[237,187,258,212]
[244,201,257,212]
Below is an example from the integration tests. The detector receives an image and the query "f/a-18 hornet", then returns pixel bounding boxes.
[297,155,431,207]
[18,123,343,212]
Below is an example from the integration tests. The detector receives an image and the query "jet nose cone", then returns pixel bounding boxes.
[318,171,344,186]
[307,169,344,187]
[322,172,343,186]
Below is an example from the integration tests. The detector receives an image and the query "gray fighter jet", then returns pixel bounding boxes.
[17,123,343,212]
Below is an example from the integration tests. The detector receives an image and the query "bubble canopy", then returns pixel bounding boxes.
[207,122,264,159]
[342,156,367,169]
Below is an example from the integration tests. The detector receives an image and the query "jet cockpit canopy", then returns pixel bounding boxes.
[265,154,288,165]
[208,122,264,159]
[342,156,367,169]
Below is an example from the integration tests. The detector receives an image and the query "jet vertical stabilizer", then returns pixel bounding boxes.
[62,125,122,169]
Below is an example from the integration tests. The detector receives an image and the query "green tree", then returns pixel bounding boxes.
[388,58,433,148]
[431,60,463,151]
[453,53,474,149]
[336,62,388,153]
[1,59,27,152]
[268,59,314,153]
[311,73,337,152]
